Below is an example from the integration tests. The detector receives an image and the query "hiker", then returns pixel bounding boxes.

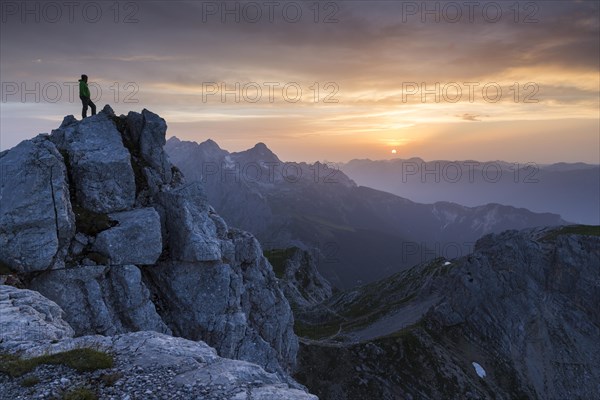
[79,74,96,119]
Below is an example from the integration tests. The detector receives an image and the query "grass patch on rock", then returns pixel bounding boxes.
[63,387,97,400]
[0,348,113,378]
[20,375,40,387]
[542,225,600,241]
[0,259,14,274]
[263,247,298,278]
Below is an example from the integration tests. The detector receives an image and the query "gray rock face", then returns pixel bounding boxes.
[30,264,170,337]
[0,286,316,399]
[296,227,600,400]
[1,108,301,380]
[272,247,333,308]
[93,207,162,265]
[0,285,74,346]
[425,229,600,400]
[146,229,298,375]
[0,136,74,273]
[156,182,223,262]
[3,330,316,400]
[50,109,135,213]
[138,109,173,183]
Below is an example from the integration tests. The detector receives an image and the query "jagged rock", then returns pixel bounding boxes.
[296,227,600,400]
[50,110,135,213]
[30,265,170,337]
[0,285,74,348]
[423,229,600,400]
[0,286,316,399]
[138,109,173,183]
[2,330,317,400]
[145,229,298,375]
[2,108,301,381]
[156,182,222,262]
[271,247,333,308]
[0,136,74,273]
[93,207,162,265]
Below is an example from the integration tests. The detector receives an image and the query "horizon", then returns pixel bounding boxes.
[166,134,600,166]
[1,1,599,164]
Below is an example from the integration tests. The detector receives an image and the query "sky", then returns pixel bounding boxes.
[1,0,599,163]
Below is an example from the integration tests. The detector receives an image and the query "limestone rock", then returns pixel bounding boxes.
[0,286,316,399]
[2,108,301,381]
[93,207,162,265]
[156,183,222,262]
[295,227,600,400]
[273,247,333,308]
[30,264,170,336]
[0,285,74,346]
[0,136,74,273]
[50,110,135,213]
[139,109,173,183]
[3,330,317,400]
[145,229,298,375]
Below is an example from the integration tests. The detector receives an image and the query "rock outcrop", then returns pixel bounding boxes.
[0,285,74,347]
[50,114,136,214]
[0,107,300,383]
[294,226,600,400]
[0,285,317,400]
[92,207,163,265]
[165,137,569,289]
[0,136,74,273]
[265,247,333,309]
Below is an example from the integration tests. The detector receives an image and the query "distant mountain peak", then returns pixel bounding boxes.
[199,138,222,150]
[233,141,280,163]
[253,142,269,149]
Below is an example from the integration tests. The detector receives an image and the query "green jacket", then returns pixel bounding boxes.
[79,79,90,98]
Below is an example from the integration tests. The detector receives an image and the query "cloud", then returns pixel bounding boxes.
[457,113,482,122]
[0,1,598,162]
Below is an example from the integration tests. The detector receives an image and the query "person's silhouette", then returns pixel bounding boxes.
[79,74,96,119]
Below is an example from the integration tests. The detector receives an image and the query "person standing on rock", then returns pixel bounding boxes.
[79,74,96,119]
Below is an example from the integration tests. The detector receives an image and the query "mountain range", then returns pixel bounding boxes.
[340,158,600,225]
[165,137,568,289]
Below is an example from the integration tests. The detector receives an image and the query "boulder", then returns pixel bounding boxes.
[30,264,170,336]
[0,136,74,273]
[272,247,333,308]
[146,229,298,375]
[156,183,222,262]
[93,207,162,265]
[0,286,316,399]
[139,109,173,183]
[50,110,135,213]
[0,285,74,348]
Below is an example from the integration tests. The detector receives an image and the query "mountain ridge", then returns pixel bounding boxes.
[165,136,568,289]
[0,107,314,397]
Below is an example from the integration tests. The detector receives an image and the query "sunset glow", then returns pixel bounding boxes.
[1,1,598,164]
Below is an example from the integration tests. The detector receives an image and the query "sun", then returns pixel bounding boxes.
[391,149,397,154]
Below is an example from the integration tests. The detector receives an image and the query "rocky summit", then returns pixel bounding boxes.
[0,106,313,399]
[294,226,600,400]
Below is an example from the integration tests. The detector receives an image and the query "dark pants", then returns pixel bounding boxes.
[80,96,96,119]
